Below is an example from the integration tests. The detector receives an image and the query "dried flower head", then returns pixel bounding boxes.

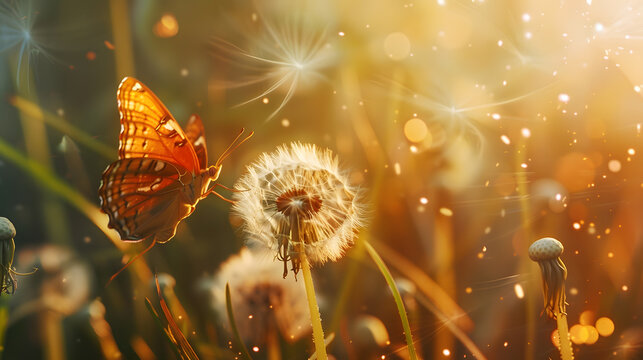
[200,248,311,344]
[232,142,366,277]
[529,237,567,318]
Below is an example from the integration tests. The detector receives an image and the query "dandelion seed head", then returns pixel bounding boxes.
[200,248,311,344]
[232,143,367,275]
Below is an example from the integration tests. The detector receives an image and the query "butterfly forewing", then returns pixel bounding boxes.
[99,157,190,242]
[185,114,208,170]
[117,77,200,173]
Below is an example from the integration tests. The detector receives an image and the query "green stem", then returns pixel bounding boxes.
[364,241,418,360]
[556,314,574,360]
[225,283,254,360]
[301,254,328,360]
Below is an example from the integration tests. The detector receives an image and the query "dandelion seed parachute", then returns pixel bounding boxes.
[232,142,366,277]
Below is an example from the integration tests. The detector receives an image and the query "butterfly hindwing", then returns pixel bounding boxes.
[117,77,200,173]
[99,157,193,243]
[185,114,208,170]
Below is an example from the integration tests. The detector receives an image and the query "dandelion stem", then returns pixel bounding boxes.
[300,253,328,360]
[556,313,574,360]
[364,241,418,360]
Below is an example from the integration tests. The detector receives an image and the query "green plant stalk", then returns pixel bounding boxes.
[364,242,418,360]
[301,254,328,360]
[144,298,182,359]
[225,283,253,360]
[556,314,573,360]
[10,97,115,159]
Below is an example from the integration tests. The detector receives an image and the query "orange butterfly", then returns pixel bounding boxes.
[99,77,252,279]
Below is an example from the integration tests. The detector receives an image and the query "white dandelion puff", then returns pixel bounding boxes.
[200,248,311,343]
[232,142,367,277]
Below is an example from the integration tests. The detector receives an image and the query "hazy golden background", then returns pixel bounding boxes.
[0,0,641,359]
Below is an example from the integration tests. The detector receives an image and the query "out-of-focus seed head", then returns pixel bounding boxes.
[528,237,564,262]
[199,248,311,344]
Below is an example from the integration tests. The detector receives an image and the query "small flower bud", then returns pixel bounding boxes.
[0,217,16,241]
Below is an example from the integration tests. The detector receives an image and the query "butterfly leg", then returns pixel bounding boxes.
[201,187,236,204]
[210,183,246,193]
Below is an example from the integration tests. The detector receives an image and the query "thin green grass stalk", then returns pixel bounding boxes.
[144,298,183,359]
[556,314,573,360]
[364,241,418,360]
[300,254,328,360]
[225,283,254,360]
[0,138,152,282]
[10,97,115,159]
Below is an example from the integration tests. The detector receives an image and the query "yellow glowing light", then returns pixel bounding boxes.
[465,287,472,294]
[622,285,628,291]
[551,329,560,348]
[514,284,524,299]
[595,317,615,337]
[521,128,531,138]
[262,97,269,104]
[384,32,411,60]
[404,118,428,143]
[442,348,451,356]
[281,118,290,127]
[419,197,428,204]
[585,326,599,345]
[154,13,179,38]
[573,222,581,230]
[252,346,260,352]
[500,135,511,145]
[558,93,570,103]
[439,207,453,216]
[394,162,401,175]
[570,324,588,344]
[627,148,635,155]
[608,159,622,172]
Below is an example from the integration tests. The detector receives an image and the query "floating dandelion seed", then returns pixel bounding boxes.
[0,0,60,86]
[232,142,366,277]
[201,248,311,344]
[211,10,336,121]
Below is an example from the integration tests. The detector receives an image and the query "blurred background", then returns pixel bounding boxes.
[0,0,641,359]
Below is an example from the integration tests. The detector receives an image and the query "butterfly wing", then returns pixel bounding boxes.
[184,114,208,170]
[99,158,195,243]
[117,77,200,173]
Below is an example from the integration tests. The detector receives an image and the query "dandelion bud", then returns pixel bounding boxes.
[232,143,366,277]
[529,237,567,318]
[0,217,17,294]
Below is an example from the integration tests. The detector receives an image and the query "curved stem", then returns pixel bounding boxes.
[556,313,574,360]
[364,241,418,360]
[300,253,328,360]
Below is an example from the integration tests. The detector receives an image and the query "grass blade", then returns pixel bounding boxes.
[364,241,418,360]
[225,282,254,360]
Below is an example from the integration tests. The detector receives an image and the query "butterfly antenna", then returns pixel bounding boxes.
[215,128,255,167]
[106,238,157,287]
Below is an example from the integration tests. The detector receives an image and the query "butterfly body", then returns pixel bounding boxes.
[99,77,250,244]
